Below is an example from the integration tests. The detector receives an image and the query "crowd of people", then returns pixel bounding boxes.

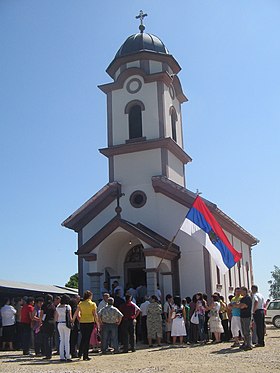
[0,281,268,363]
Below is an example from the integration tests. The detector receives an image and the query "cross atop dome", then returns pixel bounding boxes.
[136,10,147,33]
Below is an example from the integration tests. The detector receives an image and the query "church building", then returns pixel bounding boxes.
[62,15,258,301]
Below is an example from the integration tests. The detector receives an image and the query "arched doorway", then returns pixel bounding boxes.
[124,244,146,289]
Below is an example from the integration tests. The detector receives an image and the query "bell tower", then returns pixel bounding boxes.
[98,12,192,189]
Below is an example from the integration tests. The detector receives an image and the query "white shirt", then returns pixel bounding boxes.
[1,305,16,326]
[156,289,162,302]
[97,299,108,313]
[253,292,265,310]
[140,301,150,316]
[56,304,71,322]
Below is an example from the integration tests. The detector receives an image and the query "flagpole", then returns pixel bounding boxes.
[156,192,201,272]
[156,225,182,272]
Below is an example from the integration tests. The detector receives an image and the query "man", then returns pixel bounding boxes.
[98,297,123,354]
[233,286,253,351]
[251,284,265,347]
[100,281,110,296]
[112,281,124,298]
[228,287,243,347]
[163,294,173,344]
[114,289,125,309]
[140,296,150,344]
[97,293,109,313]
[21,297,34,355]
[119,295,140,353]
[32,297,44,356]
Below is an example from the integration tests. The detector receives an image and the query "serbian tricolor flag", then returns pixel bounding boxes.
[180,196,242,275]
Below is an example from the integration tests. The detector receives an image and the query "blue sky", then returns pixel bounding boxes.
[1,1,279,298]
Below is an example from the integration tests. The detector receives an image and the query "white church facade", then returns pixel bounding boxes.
[62,21,258,301]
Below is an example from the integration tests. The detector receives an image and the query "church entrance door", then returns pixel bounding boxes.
[124,244,146,289]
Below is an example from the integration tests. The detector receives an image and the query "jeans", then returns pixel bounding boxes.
[198,314,205,341]
[254,309,265,346]
[101,323,119,352]
[241,317,252,348]
[79,322,94,359]
[58,323,71,360]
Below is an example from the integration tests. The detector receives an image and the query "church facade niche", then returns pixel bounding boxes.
[170,106,178,142]
[124,100,145,141]
[124,244,146,289]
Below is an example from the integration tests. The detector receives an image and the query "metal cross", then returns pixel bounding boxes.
[136,10,147,25]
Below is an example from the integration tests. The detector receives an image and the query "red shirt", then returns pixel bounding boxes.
[21,304,34,324]
[119,301,137,321]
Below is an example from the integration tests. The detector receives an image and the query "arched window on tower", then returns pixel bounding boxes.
[125,100,145,141]
[170,107,177,142]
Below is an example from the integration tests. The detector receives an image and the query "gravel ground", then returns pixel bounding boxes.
[0,325,279,373]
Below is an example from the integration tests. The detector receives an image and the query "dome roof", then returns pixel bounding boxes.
[115,32,169,58]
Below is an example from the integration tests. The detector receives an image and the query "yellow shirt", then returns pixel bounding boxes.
[78,299,97,323]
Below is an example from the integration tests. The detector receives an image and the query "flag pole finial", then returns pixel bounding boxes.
[196,189,202,196]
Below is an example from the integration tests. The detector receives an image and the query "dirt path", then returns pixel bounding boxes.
[0,325,279,373]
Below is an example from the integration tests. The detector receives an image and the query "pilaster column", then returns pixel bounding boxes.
[87,272,103,301]
[145,268,158,296]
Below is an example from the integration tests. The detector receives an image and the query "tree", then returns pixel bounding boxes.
[65,273,78,289]
[268,266,280,299]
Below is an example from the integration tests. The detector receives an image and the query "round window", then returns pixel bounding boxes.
[130,190,147,208]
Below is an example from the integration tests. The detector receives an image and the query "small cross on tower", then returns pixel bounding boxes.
[136,10,147,33]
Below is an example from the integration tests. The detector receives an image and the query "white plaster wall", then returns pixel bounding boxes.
[82,202,116,244]
[176,231,206,297]
[113,149,162,186]
[149,61,163,74]
[167,150,185,186]
[111,76,159,145]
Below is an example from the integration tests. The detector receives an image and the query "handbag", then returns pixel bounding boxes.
[190,311,199,325]
[65,307,73,330]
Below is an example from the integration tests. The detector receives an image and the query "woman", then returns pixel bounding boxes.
[195,292,206,344]
[146,295,162,347]
[55,294,73,362]
[208,294,224,343]
[189,294,198,344]
[219,295,230,341]
[73,290,99,361]
[0,298,16,350]
[170,296,186,345]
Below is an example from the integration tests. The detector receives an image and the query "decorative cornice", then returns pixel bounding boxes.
[61,182,121,232]
[106,51,181,79]
[152,176,259,247]
[99,137,192,165]
[76,253,97,262]
[99,67,187,104]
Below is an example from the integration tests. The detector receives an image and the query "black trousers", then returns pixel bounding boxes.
[121,319,135,352]
[79,323,94,359]
[254,309,265,346]
[141,316,148,344]
[21,323,31,354]
[70,326,79,357]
